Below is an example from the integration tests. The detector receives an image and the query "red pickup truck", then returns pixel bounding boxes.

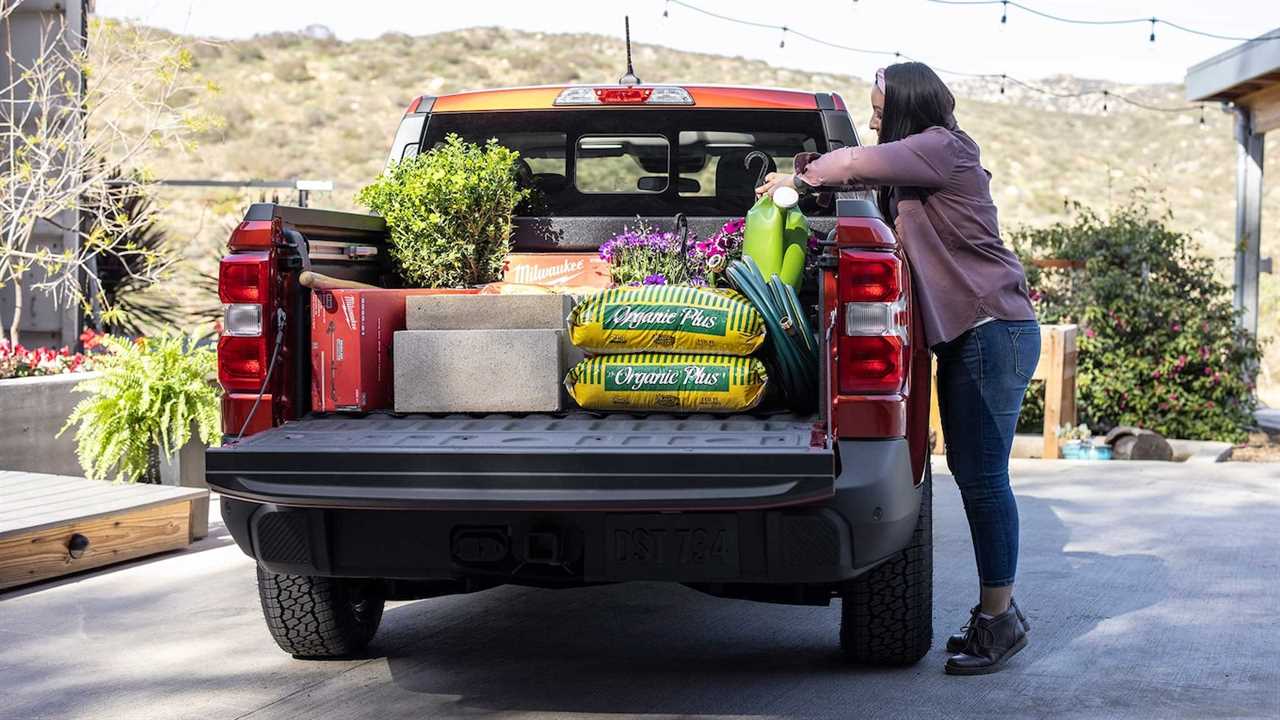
[207,83,934,666]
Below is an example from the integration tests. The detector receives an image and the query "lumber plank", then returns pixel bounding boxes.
[0,501,191,591]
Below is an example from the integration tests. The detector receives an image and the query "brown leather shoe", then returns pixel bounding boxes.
[944,606,1028,675]
[945,598,1029,653]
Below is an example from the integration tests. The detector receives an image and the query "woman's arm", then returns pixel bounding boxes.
[769,128,959,193]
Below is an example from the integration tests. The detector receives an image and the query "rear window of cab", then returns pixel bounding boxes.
[420,109,831,217]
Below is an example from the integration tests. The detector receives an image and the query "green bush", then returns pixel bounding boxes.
[1011,201,1262,443]
[61,334,220,482]
[357,134,529,288]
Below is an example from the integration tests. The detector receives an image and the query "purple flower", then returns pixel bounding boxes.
[643,273,667,285]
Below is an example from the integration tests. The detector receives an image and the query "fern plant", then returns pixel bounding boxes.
[61,334,221,483]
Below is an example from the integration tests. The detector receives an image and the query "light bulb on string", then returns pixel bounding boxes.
[779,26,788,49]
[1000,73,1006,95]
[663,0,669,19]
[1000,0,1008,25]
[1149,18,1156,42]
[1200,104,1206,127]
[1102,89,1109,113]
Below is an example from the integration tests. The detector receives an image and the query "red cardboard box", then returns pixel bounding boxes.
[311,288,477,413]
[502,253,611,288]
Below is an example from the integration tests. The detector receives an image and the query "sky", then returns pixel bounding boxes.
[93,0,1280,86]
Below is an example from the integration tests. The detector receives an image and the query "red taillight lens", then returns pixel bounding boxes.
[839,335,906,394]
[219,252,270,303]
[595,87,653,104]
[228,220,274,250]
[835,215,896,249]
[839,249,901,302]
[218,335,267,391]
[222,393,273,437]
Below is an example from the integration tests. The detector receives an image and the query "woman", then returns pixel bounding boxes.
[757,62,1040,675]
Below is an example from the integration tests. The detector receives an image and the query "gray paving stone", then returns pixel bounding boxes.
[405,294,572,331]
[393,329,564,412]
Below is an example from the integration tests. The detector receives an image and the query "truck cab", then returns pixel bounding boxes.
[208,83,934,665]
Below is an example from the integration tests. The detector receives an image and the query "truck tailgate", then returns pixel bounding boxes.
[206,412,833,511]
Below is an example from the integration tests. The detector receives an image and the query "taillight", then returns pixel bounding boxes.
[219,252,270,303]
[218,335,268,390]
[227,220,273,250]
[837,249,909,395]
[218,245,275,435]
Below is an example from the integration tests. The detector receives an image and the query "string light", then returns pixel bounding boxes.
[663,0,1206,116]
[925,0,1280,44]
[662,0,669,19]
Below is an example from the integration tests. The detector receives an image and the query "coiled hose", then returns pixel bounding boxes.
[726,256,819,413]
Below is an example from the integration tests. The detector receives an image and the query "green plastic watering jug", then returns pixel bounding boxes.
[743,190,809,289]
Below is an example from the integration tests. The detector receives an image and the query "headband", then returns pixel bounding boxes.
[875,67,886,93]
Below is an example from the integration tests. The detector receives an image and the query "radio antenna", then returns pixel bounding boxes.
[618,16,641,85]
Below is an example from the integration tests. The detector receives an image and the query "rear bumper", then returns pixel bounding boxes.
[217,438,920,586]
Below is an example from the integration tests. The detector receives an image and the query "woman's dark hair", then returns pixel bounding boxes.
[876,62,957,220]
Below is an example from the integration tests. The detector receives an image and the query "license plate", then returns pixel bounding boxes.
[604,514,739,580]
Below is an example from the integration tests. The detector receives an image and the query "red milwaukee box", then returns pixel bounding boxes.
[311,288,478,413]
[502,253,611,288]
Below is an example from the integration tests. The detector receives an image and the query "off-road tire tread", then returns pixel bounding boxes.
[839,466,933,665]
[256,567,384,658]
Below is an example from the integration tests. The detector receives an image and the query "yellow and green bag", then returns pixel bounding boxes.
[567,285,765,355]
[565,353,768,413]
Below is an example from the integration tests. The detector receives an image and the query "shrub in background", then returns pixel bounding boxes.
[61,334,220,483]
[358,134,529,288]
[1012,201,1262,443]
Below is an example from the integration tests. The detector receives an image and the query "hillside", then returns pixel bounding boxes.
[117,25,1280,394]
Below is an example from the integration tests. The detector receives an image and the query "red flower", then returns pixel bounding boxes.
[1171,322,1182,332]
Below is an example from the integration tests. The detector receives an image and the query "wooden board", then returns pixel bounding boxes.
[929,323,1078,459]
[0,501,191,590]
[0,471,208,591]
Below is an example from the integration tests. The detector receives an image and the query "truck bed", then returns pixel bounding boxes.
[206,412,834,511]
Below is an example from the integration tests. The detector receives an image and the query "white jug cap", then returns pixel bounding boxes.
[772,185,799,209]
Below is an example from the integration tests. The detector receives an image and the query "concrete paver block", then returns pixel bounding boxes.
[406,294,573,331]
[394,329,564,412]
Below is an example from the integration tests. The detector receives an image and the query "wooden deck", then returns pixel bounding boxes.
[0,471,207,591]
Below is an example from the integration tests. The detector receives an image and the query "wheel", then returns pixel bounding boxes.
[839,465,933,665]
[256,567,385,658]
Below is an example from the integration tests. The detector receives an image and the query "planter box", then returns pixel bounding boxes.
[159,433,210,540]
[0,372,98,477]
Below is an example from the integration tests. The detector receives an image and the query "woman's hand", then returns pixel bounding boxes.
[755,172,796,198]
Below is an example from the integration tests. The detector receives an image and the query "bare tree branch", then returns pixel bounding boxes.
[1,14,209,343]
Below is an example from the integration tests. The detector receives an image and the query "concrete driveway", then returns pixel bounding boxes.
[2,458,1277,720]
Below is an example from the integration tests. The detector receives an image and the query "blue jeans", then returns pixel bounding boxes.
[934,319,1040,588]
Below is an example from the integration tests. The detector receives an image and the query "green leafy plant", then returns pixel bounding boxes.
[1056,423,1093,442]
[357,134,529,288]
[1012,200,1263,443]
[61,334,220,483]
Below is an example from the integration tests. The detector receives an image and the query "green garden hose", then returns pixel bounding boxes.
[726,257,819,414]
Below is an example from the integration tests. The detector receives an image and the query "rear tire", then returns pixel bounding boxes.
[839,465,933,665]
[256,567,385,658]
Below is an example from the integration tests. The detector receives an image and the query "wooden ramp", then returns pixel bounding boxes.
[0,471,207,592]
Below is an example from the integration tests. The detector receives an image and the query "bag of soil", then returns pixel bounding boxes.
[567,285,765,356]
[565,353,768,412]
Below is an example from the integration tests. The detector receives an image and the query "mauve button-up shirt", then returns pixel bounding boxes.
[795,126,1036,347]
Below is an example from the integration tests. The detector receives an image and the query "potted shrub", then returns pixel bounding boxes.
[357,134,529,288]
[60,334,220,535]
[1057,423,1111,460]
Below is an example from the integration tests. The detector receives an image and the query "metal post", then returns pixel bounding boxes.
[1234,107,1266,337]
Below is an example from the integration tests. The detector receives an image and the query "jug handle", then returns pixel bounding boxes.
[744,151,771,189]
